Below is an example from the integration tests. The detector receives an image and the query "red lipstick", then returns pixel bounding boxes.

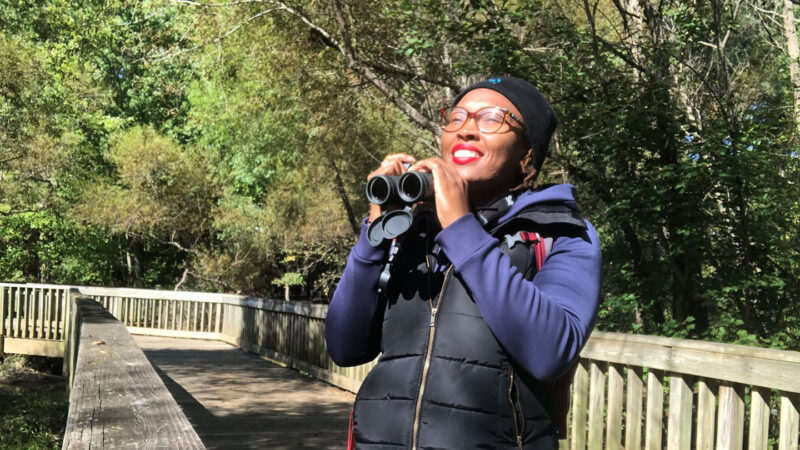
[451,143,483,165]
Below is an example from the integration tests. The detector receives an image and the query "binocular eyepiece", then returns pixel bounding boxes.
[365,171,434,206]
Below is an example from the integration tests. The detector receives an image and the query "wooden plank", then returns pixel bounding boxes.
[56,290,64,341]
[667,374,693,450]
[193,301,199,332]
[178,301,184,331]
[126,327,221,340]
[0,286,6,338]
[645,370,663,450]
[588,361,606,450]
[607,364,624,450]
[45,289,52,339]
[14,287,21,337]
[59,290,66,340]
[215,303,222,333]
[38,288,45,338]
[3,337,64,357]
[571,360,589,450]
[582,331,800,393]
[32,288,40,338]
[62,298,204,449]
[219,331,373,401]
[696,379,716,450]
[716,383,744,450]
[626,366,643,450]
[749,387,770,450]
[779,394,799,450]
[23,287,29,338]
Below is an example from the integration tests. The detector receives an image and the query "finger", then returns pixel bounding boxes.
[407,158,436,173]
[381,153,416,168]
[383,153,416,163]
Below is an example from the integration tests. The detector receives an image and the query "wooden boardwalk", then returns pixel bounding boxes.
[133,335,355,449]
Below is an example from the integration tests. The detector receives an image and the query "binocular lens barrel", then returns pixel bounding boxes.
[365,175,400,206]
[366,171,433,206]
[398,171,433,204]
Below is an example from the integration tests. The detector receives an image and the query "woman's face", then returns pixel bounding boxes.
[440,88,529,205]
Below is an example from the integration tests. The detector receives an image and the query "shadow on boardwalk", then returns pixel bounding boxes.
[133,335,355,449]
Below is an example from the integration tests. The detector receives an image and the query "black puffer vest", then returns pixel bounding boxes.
[352,202,585,449]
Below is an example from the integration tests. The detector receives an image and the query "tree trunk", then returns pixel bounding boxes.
[328,158,361,237]
[784,0,800,134]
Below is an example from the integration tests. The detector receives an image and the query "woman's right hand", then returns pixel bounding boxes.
[367,153,416,223]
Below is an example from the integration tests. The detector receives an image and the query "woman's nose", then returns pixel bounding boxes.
[457,117,480,138]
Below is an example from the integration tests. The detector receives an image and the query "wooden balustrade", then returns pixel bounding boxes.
[62,296,204,449]
[575,332,800,450]
[4,282,800,448]
[0,283,71,356]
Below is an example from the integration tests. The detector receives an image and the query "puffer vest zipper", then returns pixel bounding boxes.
[351,218,558,449]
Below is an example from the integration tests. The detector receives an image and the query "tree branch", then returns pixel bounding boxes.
[169,0,441,136]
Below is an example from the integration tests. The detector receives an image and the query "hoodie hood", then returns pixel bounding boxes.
[493,183,586,229]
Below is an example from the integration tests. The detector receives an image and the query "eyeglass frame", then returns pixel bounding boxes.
[439,106,525,134]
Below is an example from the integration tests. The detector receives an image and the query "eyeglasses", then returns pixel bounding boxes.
[439,106,524,133]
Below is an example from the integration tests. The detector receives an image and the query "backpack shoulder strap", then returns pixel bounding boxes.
[504,230,552,272]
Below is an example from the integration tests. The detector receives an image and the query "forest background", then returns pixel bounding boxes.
[1,0,799,349]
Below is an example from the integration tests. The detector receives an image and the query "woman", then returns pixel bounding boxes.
[326,76,602,449]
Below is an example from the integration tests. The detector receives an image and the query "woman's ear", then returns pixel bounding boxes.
[512,147,538,191]
[519,148,534,175]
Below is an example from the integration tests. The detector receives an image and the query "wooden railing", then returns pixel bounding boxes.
[0,283,72,357]
[62,296,204,449]
[3,282,800,449]
[576,332,800,450]
[78,286,373,392]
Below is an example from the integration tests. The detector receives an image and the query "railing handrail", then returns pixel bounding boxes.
[75,286,328,317]
[62,296,205,449]
[584,331,800,393]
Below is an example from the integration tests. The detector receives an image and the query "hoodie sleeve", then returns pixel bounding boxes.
[324,218,390,366]
[435,213,602,381]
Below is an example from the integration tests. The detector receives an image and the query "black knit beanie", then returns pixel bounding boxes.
[452,76,557,171]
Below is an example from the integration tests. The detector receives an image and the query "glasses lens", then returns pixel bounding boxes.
[476,107,507,133]
[441,107,467,131]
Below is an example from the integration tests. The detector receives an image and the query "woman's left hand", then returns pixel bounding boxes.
[408,158,470,228]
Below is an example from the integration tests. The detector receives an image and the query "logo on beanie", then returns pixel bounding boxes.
[488,78,501,84]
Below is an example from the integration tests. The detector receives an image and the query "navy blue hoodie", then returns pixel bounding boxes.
[326,183,602,382]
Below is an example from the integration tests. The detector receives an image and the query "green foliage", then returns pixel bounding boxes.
[1,0,799,349]
[273,271,304,287]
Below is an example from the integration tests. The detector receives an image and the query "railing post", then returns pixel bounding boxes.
[749,387,770,450]
[587,361,605,450]
[606,364,624,450]
[716,382,744,450]
[696,379,717,449]
[667,374,693,450]
[571,360,589,450]
[215,302,222,334]
[779,393,799,450]
[645,370,663,450]
[0,285,6,356]
[625,366,643,450]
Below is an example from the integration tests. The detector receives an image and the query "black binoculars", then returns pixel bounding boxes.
[365,171,434,206]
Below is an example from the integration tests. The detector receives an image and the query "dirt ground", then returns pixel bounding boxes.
[0,355,68,449]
